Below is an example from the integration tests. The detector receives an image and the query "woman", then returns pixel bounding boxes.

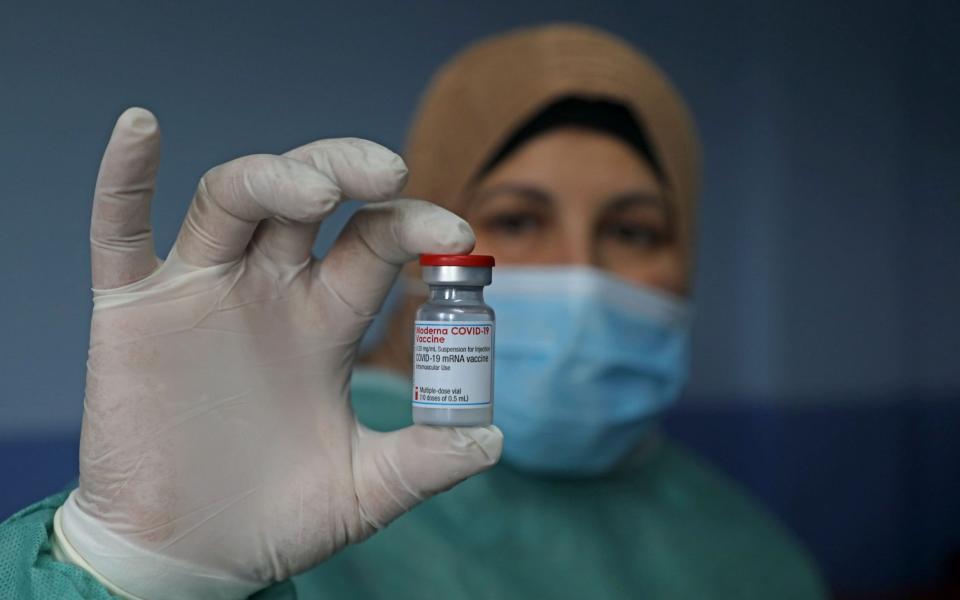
[300,23,826,598]
[1,24,825,599]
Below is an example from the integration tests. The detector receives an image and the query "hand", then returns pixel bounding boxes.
[58,108,502,600]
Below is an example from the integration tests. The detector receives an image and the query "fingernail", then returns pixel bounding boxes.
[118,107,158,135]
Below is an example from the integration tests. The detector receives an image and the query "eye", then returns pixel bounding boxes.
[482,212,544,236]
[600,221,670,248]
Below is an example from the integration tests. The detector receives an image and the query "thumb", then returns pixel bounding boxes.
[352,423,502,532]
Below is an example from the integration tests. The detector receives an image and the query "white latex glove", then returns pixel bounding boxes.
[54,108,502,600]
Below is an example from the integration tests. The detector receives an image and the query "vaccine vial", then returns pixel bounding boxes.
[413,254,495,427]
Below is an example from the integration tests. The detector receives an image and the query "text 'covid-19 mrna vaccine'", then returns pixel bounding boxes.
[413,254,495,427]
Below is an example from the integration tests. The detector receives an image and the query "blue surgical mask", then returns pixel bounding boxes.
[484,266,692,476]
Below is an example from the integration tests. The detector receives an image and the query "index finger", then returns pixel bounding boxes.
[175,138,409,268]
[243,138,411,268]
[283,138,408,201]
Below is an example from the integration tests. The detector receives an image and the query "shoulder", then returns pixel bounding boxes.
[646,439,828,599]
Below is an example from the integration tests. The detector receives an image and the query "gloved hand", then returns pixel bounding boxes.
[54,108,502,600]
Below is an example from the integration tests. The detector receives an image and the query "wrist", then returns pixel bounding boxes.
[51,505,146,600]
[56,490,264,600]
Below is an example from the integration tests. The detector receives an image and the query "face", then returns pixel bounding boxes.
[464,127,687,295]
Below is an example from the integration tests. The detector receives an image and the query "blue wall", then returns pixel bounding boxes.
[1,0,958,594]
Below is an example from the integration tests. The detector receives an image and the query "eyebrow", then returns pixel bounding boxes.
[470,183,554,207]
[604,191,668,213]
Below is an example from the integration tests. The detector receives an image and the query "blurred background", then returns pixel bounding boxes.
[1,1,958,597]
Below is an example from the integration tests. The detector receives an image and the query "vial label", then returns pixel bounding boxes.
[413,321,494,408]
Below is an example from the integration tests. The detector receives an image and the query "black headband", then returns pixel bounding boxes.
[476,96,665,181]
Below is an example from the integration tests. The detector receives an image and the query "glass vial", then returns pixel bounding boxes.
[413,254,495,427]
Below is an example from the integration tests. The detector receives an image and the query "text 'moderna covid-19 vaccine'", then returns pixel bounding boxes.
[413,254,495,427]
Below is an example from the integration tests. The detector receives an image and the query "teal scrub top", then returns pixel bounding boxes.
[0,368,826,598]
[294,368,827,599]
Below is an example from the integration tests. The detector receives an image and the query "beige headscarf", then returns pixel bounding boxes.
[403,22,701,267]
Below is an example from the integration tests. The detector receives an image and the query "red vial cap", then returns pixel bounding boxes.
[419,254,495,267]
